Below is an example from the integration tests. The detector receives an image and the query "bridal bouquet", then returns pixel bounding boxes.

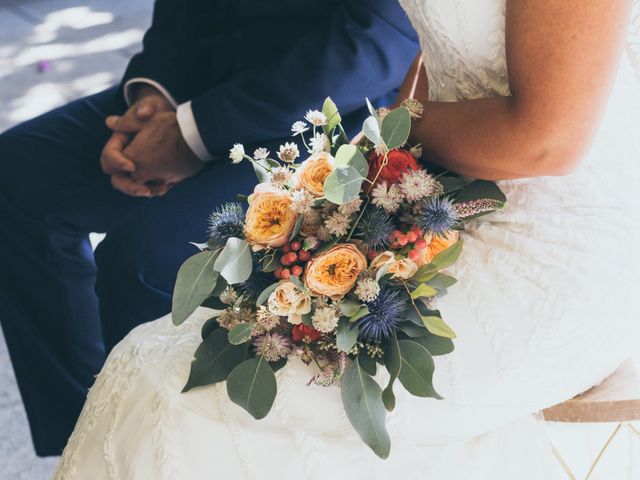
[172,98,506,458]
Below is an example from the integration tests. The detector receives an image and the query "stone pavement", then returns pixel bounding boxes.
[0,1,152,478]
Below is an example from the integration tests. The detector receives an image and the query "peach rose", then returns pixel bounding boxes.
[295,152,335,197]
[304,243,367,299]
[244,188,298,248]
[267,282,312,324]
[416,230,460,267]
[388,258,419,280]
[370,251,396,269]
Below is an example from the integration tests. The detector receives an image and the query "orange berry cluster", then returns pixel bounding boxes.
[390,225,428,262]
[274,241,312,280]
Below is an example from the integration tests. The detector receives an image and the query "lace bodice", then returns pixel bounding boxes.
[400,0,640,102]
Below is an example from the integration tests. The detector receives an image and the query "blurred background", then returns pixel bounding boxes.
[0,1,638,479]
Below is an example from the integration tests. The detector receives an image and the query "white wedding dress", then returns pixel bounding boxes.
[55,1,640,479]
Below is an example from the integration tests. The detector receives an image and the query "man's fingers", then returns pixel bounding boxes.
[110,173,151,197]
[100,134,135,174]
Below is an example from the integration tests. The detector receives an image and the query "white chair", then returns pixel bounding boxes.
[543,360,640,479]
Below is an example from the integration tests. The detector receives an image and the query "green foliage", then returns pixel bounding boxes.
[336,318,359,353]
[409,334,455,357]
[382,331,401,411]
[412,241,464,281]
[410,283,438,300]
[334,144,369,178]
[322,97,342,134]
[363,116,383,148]
[182,328,249,392]
[226,355,277,420]
[420,314,456,339]
[214,237,253,285]
[341,360,391,459]
[172,250,220,326]
[228,323,256,345]
[358,351,378,376]
[323,166,366,205]
[381,107,411,150]
[397,339,442,399]
[454,179,507,204]
[256,282,280,306]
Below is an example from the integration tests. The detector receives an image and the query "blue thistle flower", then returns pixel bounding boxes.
[355,286,409,343]
[414,197,459,236]
[208,202,245,245]
[355,207,395,250]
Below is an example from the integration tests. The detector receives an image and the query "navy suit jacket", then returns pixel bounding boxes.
[122,0,419,157]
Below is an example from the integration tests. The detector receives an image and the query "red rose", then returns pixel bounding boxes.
[291,324,322,343]
[367,149,419,187]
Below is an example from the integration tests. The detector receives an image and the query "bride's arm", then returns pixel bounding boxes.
[410,0,632,181]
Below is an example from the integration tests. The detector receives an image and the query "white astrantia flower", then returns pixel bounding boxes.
[309,132,329,154]
[399,169,444,202]
[338,197,363,216]
[253,147,270,161]
[277,142,300,162]
[312,307,339,333]
[409,144,423,159]
[270,167,293,189]
[324,211,352,237]
[291,121,309,136]
[290,188,315,214]
[354,278,380,303]
[401,98,425,119]
[371,182,404,213]
[219,286,238,305]
[317,226,333,242]
[304,110,327,126]
[229,144,245,164]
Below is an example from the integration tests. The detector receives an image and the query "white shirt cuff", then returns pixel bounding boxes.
[123,78,178,109]
[176,101,214,162]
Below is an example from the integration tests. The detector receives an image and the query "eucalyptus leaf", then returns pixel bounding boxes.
[200,317,220,340]
[182,328,248,392]
[323,166,365,205]
[228,323,256,345]
[381,107,411,150]
[334,144,368,178]
[322,97,342,133]
[172,250,220,326]
[256,282,280,306]
[341,360,391,459]
[358,352,377,376]
[214,238,253,285]
[252,158,273,183]
[339,298,362,317]
[226,355,277,420]
[349,305,370,323]
[270,357,288,373]
[365,97,379,122]
[397,339,442,399]
[363,116,383,147]
[336,317,359,353]
[382,331,401,411]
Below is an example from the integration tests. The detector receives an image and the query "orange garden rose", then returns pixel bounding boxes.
[304,243,367,298]
[416,230,460,266]
[295,152,335,197]
[245,187,298,248]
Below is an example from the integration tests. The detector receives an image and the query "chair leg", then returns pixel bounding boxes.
[550,442,577,480]
[584,423,623,480]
